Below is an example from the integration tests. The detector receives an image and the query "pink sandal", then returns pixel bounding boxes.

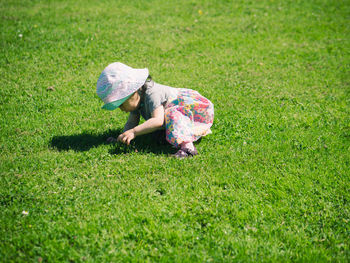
[173,146,198,158]
[173,149,189,158]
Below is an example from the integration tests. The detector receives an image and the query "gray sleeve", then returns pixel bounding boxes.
[144,90,165,115]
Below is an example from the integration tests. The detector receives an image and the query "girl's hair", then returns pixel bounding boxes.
[139,75,153,97]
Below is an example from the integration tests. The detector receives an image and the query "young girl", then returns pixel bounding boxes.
[96,62,214,158]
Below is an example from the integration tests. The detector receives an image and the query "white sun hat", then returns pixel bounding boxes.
[96,62,149,110]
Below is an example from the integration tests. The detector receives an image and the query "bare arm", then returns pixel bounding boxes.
[106,111,140,143]
[123,111,140,132]
[133,106,164,136]
[117,106,165,145]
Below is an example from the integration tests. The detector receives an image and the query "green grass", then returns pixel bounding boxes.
[1,0,349,262]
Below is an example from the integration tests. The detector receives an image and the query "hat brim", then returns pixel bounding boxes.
[101,94,132,110]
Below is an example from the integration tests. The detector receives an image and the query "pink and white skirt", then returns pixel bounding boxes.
[164,89,214,147]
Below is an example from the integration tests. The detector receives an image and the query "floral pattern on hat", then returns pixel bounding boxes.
[96,62,149,109]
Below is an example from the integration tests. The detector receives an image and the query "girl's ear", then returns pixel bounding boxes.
[133,91,141,100]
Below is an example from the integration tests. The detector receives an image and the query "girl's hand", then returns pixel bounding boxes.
[117,129,136,145]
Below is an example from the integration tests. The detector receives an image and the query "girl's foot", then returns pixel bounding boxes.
[173,143,198,158]
[180,142,198,156]
[184,146,198,156]
[173,149,189,158]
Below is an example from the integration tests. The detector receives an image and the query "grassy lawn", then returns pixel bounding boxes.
[1,0,349,261]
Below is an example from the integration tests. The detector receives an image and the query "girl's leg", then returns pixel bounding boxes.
[180,141,198,156]
[165,107,193,147]
[165,108,198,158]
[181,141,195,151]
[165,90,214,158]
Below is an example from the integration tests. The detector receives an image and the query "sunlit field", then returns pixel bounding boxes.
[1,0,349,261]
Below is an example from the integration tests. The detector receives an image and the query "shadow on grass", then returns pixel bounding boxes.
[50,129,175,155]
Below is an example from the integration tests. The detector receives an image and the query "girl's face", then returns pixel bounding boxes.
[119,92,140,113]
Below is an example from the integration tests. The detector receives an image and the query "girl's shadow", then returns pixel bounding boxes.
[50,129,175,155]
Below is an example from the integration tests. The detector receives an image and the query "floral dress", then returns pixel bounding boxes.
[164,89,214,147]
[137,80,214,148]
